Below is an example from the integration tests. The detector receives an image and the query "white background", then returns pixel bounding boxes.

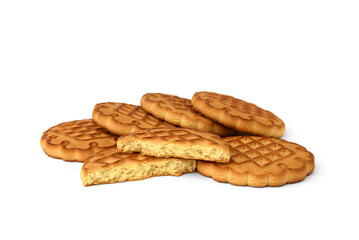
[1,1,358,239]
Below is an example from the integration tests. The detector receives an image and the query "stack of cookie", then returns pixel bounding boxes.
[41,92,314,187]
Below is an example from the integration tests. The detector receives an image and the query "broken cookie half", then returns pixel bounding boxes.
[81,147,196,186]
[117,128,231,163]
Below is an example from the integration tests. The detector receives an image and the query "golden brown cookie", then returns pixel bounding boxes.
[117,128,230,163]
[191,92,285,138]
[41,119,118,162]
[140,93,236,136]
[81,147,196,186]
[92,102,175,136]
[197,136,314,187]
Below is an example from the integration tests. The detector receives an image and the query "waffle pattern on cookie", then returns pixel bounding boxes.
[41,119,118,162]
[81,147,196,186]
[92,102,175,136]
[134,128,220,143]
[191,92,285,138]
[228,136,295,166]
[141,93,236,136]
[196,136,314,187]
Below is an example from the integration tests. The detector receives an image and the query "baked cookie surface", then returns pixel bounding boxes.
[41,119,118,162]
[197,136,314,187]
[92,102,175,136]
[141,93,236,136]
[191,92,285,138]
[81,147,196,186]
[117,128,230,163]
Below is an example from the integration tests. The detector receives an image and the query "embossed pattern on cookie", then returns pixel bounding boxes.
[41,119,118,162]
[196,136,314,187]
[92,102,175,136]
[191,92,285,138]
[141,93,236,136]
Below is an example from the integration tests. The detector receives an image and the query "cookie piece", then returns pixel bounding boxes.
[92,102,175,136]
[191,92,285,138]
[81,147,196,186]
[117,128,230,163]
[41,119,118,162]
[197,136,314,187]
[141,93,236,136]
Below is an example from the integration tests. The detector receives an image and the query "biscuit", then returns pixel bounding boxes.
[140,93,236,136]
[197,136,314,187]
[81,147,196,186]
[191,92,285,138]
[41,119,118,162]
[92,102,175,136]
[117,128,230,163]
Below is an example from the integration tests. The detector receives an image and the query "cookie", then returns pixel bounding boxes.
[191,92,285,138]
[117,128,230,163]
[197,136,314,187]
[81,147,196,186]
[41,119,118,162]
[140,93,236,136]
[92,102,175,136]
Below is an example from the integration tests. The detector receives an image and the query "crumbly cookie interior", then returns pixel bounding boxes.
[81,159,196,186]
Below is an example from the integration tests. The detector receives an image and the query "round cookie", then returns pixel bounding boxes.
[41,119,118,162]
[191,92,285,138]
[141,93,236,136]
[197,136,314,187]
[92,102,175,136]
